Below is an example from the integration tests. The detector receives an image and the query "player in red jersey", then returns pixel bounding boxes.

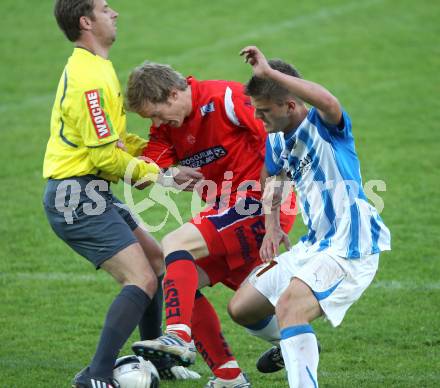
[125,62,296,387]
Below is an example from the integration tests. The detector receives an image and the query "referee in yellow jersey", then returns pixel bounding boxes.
[43,1,173,387]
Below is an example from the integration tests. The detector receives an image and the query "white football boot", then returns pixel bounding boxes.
[205,372,251,388]
[132,332,197,367]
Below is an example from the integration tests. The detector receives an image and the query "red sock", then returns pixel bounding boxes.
[163,252,198,342]
[192,291,241,380]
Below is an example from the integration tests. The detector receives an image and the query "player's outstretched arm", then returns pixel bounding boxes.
[89,143,160,189]
[240,45,342,125]
[123,133,148,156]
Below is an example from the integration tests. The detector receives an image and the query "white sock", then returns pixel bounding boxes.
[217,360,240,370]
[279,324,319,388]
[245,315,280,345]
[167,323,192,341]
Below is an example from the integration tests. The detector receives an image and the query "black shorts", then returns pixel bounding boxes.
[43,175,139,268]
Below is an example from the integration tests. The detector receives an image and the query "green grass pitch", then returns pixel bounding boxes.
[1,0,439,386]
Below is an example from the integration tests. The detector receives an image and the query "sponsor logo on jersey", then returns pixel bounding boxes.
[200,101,215,116]
[85,90,111,139]
[180,146,227,168]
[289,153,312,181]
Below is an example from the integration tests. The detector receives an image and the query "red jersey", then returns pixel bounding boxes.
[143,77,267,204]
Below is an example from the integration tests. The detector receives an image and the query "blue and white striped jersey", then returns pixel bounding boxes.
[266,107,391,259]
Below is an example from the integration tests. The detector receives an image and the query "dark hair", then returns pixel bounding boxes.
[54,0,95,42]
[245,59,302,103]
[125,62,188,113]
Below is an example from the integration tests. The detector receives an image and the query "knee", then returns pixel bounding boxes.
[162,231,193,267]
[123,269,158,298]
[275,288,314,326]
[275,290,294,325]
[227,301,240,324]
[162,230,181,253]
[227,298,248,326]
[136,271,158,298]
[161,223,207,259]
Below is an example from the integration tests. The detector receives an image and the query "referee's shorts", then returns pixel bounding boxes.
[43,175,139,268]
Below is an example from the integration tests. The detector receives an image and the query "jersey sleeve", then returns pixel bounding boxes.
[77,88,120,147]
[123,132,148,157]
[223,85,266,139]
[308,107,352,140]
[265,133,285,176]
[142,125,178,168]
[88,142,160,183]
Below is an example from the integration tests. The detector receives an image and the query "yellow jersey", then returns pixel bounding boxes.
[43,48,158,183]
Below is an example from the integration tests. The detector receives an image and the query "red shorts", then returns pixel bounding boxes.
[190,196,295,290]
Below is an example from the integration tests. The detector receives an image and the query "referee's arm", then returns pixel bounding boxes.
[89,142,160,187]
[123,133,148,157]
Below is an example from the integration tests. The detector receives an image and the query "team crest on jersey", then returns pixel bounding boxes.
[85,89,111,139]
[200,101,215,116]
[180,146,227,168]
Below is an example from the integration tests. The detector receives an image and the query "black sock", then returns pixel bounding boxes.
[89,285,151,378]
[139,274,164,340]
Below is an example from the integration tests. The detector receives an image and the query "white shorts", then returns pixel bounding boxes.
[248,242,379,327]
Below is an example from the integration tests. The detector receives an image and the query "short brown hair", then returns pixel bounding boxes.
[125,62,188,113]
[245,59,302,103]
[54,0,95,42]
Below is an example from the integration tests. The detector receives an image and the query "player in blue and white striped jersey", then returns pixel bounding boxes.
[264,88,390,259]
[228,46,391,387]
